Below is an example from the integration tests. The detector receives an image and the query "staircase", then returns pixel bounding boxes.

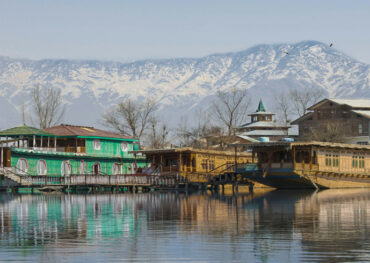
[0,167,32,186]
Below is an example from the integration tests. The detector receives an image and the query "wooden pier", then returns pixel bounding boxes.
[0,165,254,194]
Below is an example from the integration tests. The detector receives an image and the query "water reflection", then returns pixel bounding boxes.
[0,189,369,262]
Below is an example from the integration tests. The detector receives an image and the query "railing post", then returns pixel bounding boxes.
[45,175,47,185]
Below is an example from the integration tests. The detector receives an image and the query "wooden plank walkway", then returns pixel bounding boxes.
[9,174,186,187]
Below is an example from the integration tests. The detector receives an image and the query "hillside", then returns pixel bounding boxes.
[0,40,369,129]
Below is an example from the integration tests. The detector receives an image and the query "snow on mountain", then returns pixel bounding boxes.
[0,40,369,129]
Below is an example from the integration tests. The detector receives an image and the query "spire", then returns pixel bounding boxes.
[256,99,266,112]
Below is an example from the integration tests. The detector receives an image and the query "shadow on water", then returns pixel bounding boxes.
[0,189,369,262]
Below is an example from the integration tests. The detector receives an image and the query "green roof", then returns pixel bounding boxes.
[0,125,55,137]
[256,99,266,112]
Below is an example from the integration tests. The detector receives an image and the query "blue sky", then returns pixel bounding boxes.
[1,0,370,63]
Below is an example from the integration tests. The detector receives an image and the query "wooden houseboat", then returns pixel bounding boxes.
[235,141,370,189]
[134,148,252,183]
[0,124,146,186]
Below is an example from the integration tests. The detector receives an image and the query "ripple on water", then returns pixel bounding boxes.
[0,189,370,262]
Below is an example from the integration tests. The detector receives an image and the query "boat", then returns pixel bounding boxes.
[234,141,370,189]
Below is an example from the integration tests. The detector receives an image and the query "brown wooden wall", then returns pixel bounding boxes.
[298,101,369,138]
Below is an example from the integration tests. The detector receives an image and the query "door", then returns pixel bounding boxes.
[1,148,11,167]
[92,162,101,175]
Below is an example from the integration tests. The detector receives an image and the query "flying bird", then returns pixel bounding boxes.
[329,43,333,47]
[283,51,289,55]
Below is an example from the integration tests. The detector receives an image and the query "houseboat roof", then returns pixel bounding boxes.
[0,125,54,137]
[231,141,370,150]
[307,98,370,111]
[133,147,251,157]
[44,124,136,141]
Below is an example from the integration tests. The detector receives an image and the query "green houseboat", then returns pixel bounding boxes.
[0,124,146,186]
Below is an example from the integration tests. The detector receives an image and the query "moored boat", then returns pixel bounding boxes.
[235,141,370,189]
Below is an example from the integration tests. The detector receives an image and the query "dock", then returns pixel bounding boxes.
[0,165,255,194]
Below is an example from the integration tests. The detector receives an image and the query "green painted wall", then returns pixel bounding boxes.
[86,138,138,159]
[10,152,147,176]
[7,137,145,177]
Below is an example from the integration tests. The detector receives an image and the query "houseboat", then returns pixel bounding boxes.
[236,141,370,189]
[0,124,146,186]
[135,147,252,183]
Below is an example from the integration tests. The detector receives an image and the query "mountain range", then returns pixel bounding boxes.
[0,40,369,130]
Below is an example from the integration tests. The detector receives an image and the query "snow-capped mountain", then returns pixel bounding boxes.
[0,40,369,129]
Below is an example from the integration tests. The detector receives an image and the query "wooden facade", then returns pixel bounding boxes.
[135,148,252,183]
[292,99,370,144]
[236,141,370,189]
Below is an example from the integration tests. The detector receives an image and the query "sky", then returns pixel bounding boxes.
[0,0,370,63]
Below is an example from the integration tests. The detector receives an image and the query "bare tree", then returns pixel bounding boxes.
[176,110,228,149]
[146,117,169,149]
[212,88,250,136]
[176,114,205,148]
[176,117,193,147]
[290,87,325,117]
[103,98,157,139]
[274,91,292,128]
[31,85,65,129]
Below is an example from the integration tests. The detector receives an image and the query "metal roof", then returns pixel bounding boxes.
[352,110,370,119]
[308,98,370,110]
[0,125,54,137]
[132,147,251,156]
[44,124,136,140]
[329,99,370,108]
[291,112,314,125]
[236,135,259,142]
[248,111,275,116]
[241,130,291,136]
[231,141,370,150]
[241,121,288,128]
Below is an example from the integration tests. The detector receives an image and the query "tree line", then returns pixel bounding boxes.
[26,85,344,148]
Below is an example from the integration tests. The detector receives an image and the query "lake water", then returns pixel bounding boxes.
[0,189,369,262]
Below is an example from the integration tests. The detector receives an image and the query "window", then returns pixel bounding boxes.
[121,142,128,152]
[80,160,85,174]
[332,154,339,167]
[37,160,47,175]
[112,163,121,175]
[208,160,215,171]
[325,153,332,166]
[253,116,258,122]
[359,156,365,168]
[359,124,363,134]
[61,161,71,176]
[352,156,358,168]
[16,158,28,174]
[93,139,101,150]
[352,155,365,168]
[201,159,208,170]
